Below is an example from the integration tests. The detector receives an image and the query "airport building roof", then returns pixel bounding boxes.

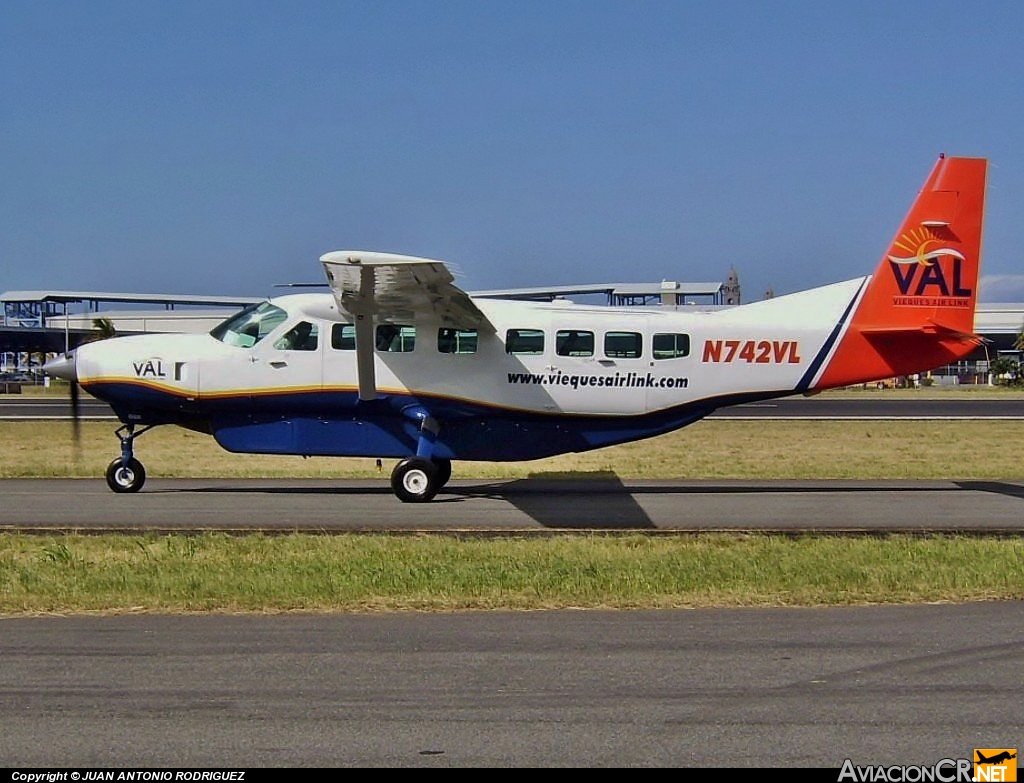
[974,303,1024,334]
[0,290,261,309]
[471,281,728,306]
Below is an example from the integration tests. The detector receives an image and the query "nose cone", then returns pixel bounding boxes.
[43,351,78,382]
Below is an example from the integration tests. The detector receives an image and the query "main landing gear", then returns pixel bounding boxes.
[388,409,453,503]
[105,423,155,494]
[390,457,452,503]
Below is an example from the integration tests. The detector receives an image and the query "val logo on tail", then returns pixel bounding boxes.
[44,155,988,502]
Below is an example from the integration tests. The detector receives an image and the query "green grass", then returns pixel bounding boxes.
[2,533,1022,615]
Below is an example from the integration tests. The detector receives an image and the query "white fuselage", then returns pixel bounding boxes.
[78,278,865,420]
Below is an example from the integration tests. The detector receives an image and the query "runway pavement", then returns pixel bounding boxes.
[3,476,1024,532]
[3,603,1022,767]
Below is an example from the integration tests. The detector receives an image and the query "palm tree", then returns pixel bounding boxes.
[85,317,117,342]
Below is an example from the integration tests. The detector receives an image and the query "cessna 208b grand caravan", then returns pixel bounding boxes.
[45,154,987,501]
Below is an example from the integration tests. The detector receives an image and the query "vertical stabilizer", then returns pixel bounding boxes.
[814,155,987,390]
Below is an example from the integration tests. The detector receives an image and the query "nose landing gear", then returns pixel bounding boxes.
[105,424,155,494]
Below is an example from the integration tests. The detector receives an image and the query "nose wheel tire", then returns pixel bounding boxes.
[105,457,146,494]
[391,458,439,503]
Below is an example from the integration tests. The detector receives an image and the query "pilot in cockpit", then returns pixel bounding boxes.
[275,321,317,351]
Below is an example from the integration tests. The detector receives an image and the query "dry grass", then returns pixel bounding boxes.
[2,419,1023,480]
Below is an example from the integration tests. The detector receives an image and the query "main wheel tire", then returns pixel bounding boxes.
[431,458,452,488]
[105,457,146,494]
[391,458,439,503]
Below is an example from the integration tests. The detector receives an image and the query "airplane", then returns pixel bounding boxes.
[44,154,988,502]
[976,752,1016,765]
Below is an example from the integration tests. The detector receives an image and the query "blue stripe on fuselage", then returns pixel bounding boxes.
[84,381,793,461]
[794,279,866,393]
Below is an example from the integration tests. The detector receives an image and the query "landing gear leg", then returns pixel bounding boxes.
[105,424,154,494]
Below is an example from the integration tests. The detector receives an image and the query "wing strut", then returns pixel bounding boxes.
[348,264,377,401]
[353,314,377,401]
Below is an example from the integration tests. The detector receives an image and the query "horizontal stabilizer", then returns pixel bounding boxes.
[859,319,984,343]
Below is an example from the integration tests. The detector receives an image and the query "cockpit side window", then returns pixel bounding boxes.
[209,302,288,348]
[274,321,319,351]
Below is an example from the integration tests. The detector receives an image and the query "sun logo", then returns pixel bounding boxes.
[887,227,965,267]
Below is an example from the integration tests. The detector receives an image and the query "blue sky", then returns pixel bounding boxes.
[2,1,1023,303]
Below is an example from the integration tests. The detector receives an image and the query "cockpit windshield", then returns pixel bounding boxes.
[209,301,288,348]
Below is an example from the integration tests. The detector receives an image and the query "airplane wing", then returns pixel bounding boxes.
[320,250,495,401]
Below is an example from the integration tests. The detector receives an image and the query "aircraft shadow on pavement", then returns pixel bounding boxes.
[450,471,657,529]
[443,474,1019,529]
[166,472,659,529]
[156,477,1024,531]
[954,480,1024,500]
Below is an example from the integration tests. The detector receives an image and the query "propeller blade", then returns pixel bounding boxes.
[70,377,80,445]
[42,351,80,448]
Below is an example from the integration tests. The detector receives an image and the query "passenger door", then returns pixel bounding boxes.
[246,319,324,407]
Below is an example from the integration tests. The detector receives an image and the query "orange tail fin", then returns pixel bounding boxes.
[814,155,987,390]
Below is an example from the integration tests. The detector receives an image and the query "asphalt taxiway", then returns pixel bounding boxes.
[2,476,1024,532]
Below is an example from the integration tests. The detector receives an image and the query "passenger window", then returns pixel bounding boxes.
[273,321,319,351]
[331,324,356,350]
[438,328,478,354]
[653,333,691,359]
[376,324,416,352]
[505,329,545,355]
[555,330,594,357]
[604,331,643,359]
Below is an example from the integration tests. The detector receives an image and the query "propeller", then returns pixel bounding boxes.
[69,369,80,444]
[42,351,81,446]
